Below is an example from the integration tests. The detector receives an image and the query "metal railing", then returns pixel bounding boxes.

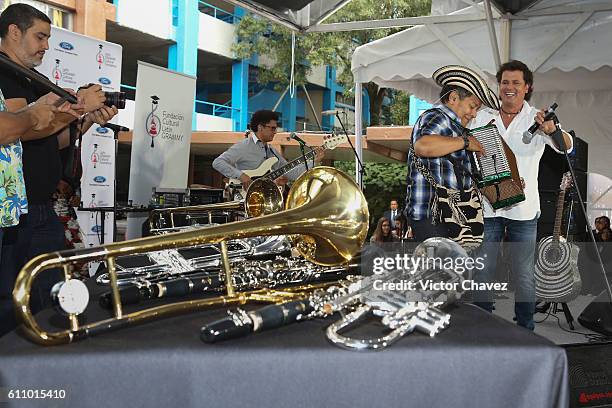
[120,85,237,119]
[195,99,238,117]
[198,1,236,23]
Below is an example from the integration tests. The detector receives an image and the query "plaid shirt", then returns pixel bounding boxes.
[405,105,473,221]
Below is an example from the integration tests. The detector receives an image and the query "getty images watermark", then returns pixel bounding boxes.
[363,242,509,295]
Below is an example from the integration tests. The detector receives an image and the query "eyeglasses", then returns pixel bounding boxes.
[263,125,278,132]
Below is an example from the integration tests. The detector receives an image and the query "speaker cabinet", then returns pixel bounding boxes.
[578,290,612,336]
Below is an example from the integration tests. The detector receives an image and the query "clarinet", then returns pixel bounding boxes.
[100,261,355,309]
[199,264,416,344]
[99,272,224,309]
[200,287,344,343]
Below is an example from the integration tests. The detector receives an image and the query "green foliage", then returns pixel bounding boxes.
[232,0,432,124]
[321,0,432,94]
[334,161,407,233]
[390,90,411,125]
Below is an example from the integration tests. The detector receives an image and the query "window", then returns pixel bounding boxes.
[0,0,73,30]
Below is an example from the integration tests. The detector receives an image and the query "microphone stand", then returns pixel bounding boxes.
[295,137,309,171]
[335,111,365,190]
[550,119,612,308]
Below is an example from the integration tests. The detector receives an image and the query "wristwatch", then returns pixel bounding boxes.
[462,133,470,150]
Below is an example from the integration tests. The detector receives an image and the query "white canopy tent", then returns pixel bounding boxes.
[351,0,612,183]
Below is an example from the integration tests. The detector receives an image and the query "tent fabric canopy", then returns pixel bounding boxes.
[223,0,352,31]
[351,0,612,178]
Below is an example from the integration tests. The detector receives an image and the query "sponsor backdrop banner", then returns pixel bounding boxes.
[38,27,122,250]
[127,61,196,238]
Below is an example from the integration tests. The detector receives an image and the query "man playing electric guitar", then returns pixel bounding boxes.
[212,110,324,196]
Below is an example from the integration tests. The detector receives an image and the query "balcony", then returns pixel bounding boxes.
[198,2,236,59]
[115,0,173,40]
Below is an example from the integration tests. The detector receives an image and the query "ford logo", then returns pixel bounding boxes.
[91,225,102,233]
[96,126,109,134]
[59,42,74,50]
[98,77,111,85]
[93,176,106,183]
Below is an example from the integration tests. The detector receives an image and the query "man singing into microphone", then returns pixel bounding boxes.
[471,60,573,330]
[213,110,324,192]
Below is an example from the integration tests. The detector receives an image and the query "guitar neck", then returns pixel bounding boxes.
[552,189,566,242]
[265,146,322,181]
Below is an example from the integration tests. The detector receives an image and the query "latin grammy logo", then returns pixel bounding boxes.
[146,95,161,148]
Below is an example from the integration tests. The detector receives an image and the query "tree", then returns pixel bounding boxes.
[334,160,408,235]
[390,90,411,126]
[232,0,431,125]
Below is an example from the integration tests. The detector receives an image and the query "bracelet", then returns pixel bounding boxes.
[462,133,470,150]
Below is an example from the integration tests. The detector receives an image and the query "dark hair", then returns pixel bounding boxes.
[249,110,280,132]
[596,216,610,229]
[439,85,473,104]
[373,217,393,243]
[496,60,534,101]
[0,3,51,38]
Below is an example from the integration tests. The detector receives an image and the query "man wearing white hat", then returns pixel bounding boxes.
[405,65,498,242]
[471,60,573,330]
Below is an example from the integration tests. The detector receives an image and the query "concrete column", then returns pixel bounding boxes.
[167,0,199,76]
[231,7,249,131]
[74,0,108,40]
[322,66,337,131]
[167,0,199,129]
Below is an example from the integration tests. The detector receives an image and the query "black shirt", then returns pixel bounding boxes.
[0,52,62,204]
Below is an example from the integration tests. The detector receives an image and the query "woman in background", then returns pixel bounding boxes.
[370,217,398,245]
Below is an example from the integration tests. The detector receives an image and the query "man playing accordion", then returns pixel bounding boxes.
[471,60,573,330]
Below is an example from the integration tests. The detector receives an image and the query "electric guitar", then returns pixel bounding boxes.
[226,133,347,197]
[534,172,582,302]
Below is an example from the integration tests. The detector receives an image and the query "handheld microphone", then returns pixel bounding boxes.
[522,103,558,144]
[103,123,130,133]
[289,132,308,145]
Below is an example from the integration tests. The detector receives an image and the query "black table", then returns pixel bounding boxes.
[0,301,568,408]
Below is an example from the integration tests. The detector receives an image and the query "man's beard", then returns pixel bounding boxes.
[18,43,43,68]
[24,54,43,68]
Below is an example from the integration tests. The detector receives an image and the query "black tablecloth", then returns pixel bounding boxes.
[0,300,568,408]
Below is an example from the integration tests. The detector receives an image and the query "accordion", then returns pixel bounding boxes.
[468,124,525,209]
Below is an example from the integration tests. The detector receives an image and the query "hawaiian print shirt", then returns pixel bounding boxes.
[0,89,28,227]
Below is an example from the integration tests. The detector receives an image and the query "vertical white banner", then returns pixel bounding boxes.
[127,61,196,238]
[38,27,122,247]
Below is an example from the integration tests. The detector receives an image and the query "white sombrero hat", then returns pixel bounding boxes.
[432,65,500,110]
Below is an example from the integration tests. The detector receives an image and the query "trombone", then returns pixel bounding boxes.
[13,167,369,345]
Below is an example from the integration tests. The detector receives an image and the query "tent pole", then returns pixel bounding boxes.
[484,0,501,70]
[500,15,511,63]
[355,82,363,188]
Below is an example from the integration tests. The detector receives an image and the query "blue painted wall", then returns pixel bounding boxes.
[231,7,249,131]
[168,0,199,129]
[409,95,432,125]
[248,88,305,129]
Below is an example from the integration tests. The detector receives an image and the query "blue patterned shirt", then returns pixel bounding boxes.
[405,105,473,221]
[0,89,28,227]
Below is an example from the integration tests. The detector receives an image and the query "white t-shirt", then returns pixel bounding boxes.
[470,101,573,220]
